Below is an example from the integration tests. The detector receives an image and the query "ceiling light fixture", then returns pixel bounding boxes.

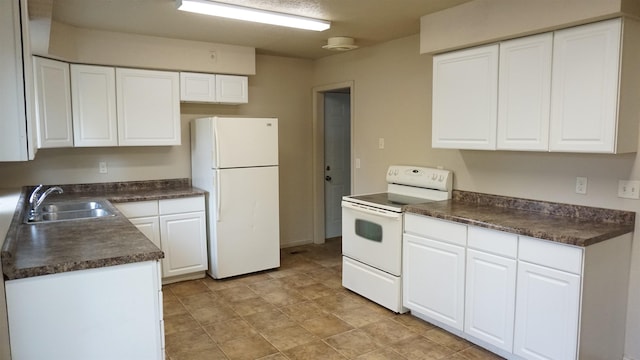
[322,37,358,51]
[176,0,331,31]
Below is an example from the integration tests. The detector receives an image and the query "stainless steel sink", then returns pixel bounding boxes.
[41,201,104,213]
[25,200,115,224]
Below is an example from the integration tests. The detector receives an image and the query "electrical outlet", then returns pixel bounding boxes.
[355,158,361,169]
[618,180,640,199]
[575,177,587,195]
[99,161,108,174]
[378,138,384,149]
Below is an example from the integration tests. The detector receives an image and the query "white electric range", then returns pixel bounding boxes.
[341,165,453,313]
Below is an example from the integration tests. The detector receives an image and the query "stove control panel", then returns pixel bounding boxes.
[386,165,452,191]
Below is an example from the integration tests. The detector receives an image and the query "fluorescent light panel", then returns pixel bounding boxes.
[177,0,331,31]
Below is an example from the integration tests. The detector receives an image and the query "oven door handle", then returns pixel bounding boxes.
[342,201,401,219]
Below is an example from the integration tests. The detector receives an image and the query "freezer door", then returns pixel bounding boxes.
[213,117,278,168]
[210,166,280,278]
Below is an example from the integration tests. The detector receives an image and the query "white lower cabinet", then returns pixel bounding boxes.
[6,261,164,360]
[115,196,207,284]
[513,261,580,360]
[160,210,207,278]
[403,214,466,332]
[403,213,632,360]
[129,216,161,249]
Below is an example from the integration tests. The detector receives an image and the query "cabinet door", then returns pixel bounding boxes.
[180,72,216,102]
[129,216,161,250]
[549,19,621,153]
[403,233,465,331]
[497,33,552,151]
[514,261,581,360]
[116,68,180,146]
[432,44,498,150]
[465,249,516,352]
[0,0,36,161]
[33,56,73,148]
[6,261,163,360]
[71,64,118,147]
[159,211,207,278]
[216,74,248,104]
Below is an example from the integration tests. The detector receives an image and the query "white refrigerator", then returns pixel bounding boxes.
[191,116,280,279]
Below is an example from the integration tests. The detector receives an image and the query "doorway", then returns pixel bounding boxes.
[312,81,354,244]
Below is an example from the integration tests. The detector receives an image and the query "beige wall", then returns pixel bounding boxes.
[314,32,640,360]
[419,0,640,54]
[47,21,256,75]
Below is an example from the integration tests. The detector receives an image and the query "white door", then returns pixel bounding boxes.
[71,64,118,147]
[514,261,581,360]
[549,19,621,153]
[432,44,499,150]
[160,211,207,278]
[465,249,517,352]
[116,68,180,146]
[213,166,280,278]
[324,92,351,239]
[497,33,552,151]
[33,56,73,148]
[403,233,465,331]
[213,117,278,168]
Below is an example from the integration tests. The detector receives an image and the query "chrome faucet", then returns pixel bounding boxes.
[29,184,63,216]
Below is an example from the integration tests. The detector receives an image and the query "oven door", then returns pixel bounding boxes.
[341,200,403,276]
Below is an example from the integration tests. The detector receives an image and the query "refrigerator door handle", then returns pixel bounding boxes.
[214,121,220,168]
[216,169,221,222]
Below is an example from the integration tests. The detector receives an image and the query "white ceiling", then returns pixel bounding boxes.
[50,0,471,59]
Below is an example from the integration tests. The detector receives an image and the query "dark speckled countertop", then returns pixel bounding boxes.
[1,179,206,280]
[406,190,635,247]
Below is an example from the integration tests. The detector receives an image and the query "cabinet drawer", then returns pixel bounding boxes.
[114,200,158,218]
[404,214,466,246]
[468,226,518,258]
[519,236,583,274]
[159,196,205,215]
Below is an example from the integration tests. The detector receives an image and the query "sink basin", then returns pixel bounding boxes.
[25,200,115,224]
[41,201,104,213]
[37,209,113,222]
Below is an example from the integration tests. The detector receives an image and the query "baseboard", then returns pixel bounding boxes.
[280,238,313,248]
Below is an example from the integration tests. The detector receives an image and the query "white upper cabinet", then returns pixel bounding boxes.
[432,44,499,150]
[71,64,118,147]
[116,68,180,146]
[0,0,36,161]
[433,17,640,154]
[497,33,552,151]
[179,72,248,104]
[33,56,73,148]
[216,74,248,104]
[550,18,626,153]
[180,72,216,102]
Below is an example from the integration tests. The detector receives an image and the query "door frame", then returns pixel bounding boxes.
[312,80,354,244]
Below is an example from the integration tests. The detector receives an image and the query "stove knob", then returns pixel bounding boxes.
[438,175,444,181]
[431,174,437,180]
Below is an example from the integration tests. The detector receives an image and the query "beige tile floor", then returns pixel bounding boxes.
[163,237,504,360]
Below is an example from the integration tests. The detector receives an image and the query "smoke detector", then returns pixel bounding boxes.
[322,36,358,51]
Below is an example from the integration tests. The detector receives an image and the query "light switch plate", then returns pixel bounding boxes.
[618,180,640,199]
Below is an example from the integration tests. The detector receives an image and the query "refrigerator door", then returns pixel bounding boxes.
[213,117,278,169]
[209,166,280,278]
